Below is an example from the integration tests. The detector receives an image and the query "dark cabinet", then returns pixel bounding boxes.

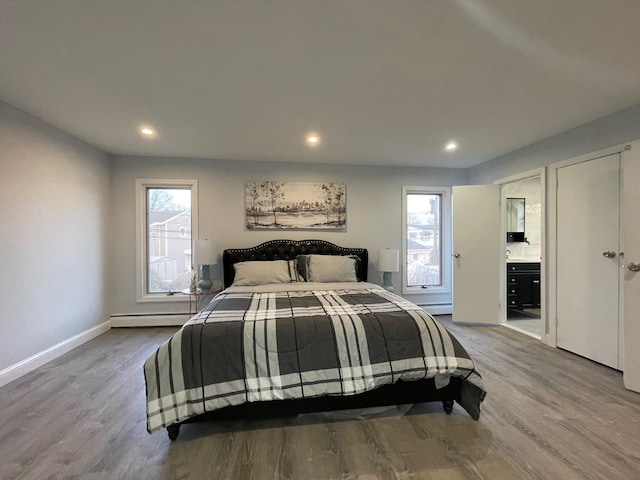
[507,262,540,310]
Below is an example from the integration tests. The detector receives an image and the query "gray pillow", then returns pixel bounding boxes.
[307,254,358,282]
[232,260,292,286]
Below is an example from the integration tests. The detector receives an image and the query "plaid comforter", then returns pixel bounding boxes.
[145,284,485,433]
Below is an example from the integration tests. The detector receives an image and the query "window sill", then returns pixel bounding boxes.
[402,286,450,296]
[136,293,189,304]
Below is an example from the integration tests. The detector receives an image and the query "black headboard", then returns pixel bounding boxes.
[223,239,369,288]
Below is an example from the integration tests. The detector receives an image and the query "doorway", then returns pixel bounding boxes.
[497,171,545,341]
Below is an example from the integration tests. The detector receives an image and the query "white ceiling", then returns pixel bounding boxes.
[2,0,640,168]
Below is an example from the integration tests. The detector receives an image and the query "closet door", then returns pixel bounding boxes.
[556,153,621,369]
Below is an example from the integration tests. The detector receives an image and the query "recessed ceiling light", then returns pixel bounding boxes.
[305,132,320,147]
[139,125,157,138]
[445,141,458,152]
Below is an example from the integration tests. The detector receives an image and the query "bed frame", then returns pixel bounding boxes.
[166,239,459,440]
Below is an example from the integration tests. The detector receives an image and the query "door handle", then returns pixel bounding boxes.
[602,251,616,258]
[628,262,640,272]
[454,253,461,258]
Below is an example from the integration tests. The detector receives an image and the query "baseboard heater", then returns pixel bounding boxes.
[110,312,190,328]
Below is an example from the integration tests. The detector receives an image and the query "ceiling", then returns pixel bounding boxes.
[2,0,640,169]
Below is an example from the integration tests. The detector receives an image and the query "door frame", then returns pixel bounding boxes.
[621,140,640,390]
[548,144,626,350]
[494,168,547,343]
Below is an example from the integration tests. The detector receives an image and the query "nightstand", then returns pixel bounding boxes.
[181,289,218,316]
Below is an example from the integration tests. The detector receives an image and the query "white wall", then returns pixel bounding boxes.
[469,103,640,184]
[0,101,112,375]
[110,156,467,316]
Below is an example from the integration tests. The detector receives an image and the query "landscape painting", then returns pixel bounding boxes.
[245,181,346,230]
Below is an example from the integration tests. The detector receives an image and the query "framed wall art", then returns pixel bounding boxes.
[245,181,346,230]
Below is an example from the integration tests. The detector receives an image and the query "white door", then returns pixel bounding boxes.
[622,143,640,392]
[556,153,621,369]
[452,185,501,324]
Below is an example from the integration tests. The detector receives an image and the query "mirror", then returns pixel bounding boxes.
[506,197,525,242]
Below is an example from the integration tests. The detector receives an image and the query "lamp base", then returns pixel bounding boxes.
[382,271,395,292]
[198,265,213,292]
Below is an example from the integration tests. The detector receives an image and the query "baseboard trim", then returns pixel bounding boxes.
[419,304,452,315]
[453,321,499,326]
[0,320,111,389]
[110,313,189,327]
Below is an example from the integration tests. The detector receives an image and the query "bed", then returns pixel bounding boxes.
[144,239,486,440]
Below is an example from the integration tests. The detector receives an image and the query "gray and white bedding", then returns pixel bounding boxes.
[145,282,485,434]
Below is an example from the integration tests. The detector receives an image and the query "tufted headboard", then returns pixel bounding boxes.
[223,239,368,288]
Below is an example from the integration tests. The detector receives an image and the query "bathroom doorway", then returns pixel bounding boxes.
[498,170,545,341]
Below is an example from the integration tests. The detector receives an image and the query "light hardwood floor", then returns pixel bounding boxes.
[1,318,639,479]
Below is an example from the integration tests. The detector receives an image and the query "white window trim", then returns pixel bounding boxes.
[135,178,199,303]
[401,186,452,296]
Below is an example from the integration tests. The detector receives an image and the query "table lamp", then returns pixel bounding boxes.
[193,239,217,292]
[378,248,400,292]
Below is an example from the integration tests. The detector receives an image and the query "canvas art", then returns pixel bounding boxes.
[245,181,346,230]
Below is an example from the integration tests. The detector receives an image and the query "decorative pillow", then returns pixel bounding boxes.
[296,254,310,281]
[232,260,293,286]
[288,259,305,282]
[307,254,358,283]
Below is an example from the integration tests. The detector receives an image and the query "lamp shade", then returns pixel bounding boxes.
[378,248,399,272]
[193,239,218,266]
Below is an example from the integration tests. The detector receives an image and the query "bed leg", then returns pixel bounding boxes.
[443,399,454,414]
[167,424,181,441]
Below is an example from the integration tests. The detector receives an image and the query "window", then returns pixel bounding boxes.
[402,186,451,295]
[136,179,198,302]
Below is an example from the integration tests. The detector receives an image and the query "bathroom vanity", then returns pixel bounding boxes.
[506,261,540,310]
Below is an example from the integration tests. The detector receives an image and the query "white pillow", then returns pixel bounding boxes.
[307,255,358,283]
[232,260,292,286]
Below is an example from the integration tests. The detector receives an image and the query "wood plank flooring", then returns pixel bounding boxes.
[1,317,639,479]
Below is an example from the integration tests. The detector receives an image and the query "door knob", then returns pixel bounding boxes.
[602,251,616,258]
[454,253,461,258]
[628,262,640,272]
